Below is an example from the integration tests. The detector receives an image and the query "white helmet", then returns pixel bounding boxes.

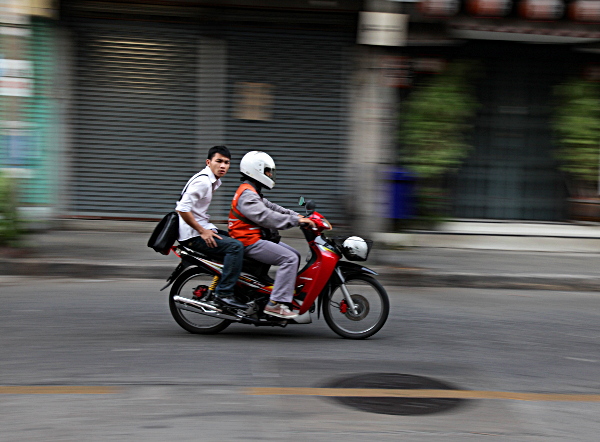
[240,151,276,189]
[342,236,370,261]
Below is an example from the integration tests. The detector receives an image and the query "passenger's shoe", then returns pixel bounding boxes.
[263,301,298,319]
[216,295,247,309]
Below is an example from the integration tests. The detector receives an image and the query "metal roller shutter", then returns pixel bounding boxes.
[69,21,200,218]
[208,27,353,224]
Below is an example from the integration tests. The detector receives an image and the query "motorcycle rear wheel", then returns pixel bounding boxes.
[323,274,389,339]
[169,267,231,334]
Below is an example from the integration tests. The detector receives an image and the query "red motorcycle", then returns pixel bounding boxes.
[161,198,389,339]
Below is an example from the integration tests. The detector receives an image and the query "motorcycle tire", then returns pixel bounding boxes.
[323,274,389,339]
[169,267,231,334]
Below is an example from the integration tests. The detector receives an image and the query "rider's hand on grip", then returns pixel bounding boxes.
[298,216,316,229]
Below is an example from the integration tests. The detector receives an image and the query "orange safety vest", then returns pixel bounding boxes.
[228,183,263,247]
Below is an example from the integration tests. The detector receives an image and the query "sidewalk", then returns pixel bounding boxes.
[2,220,600,291]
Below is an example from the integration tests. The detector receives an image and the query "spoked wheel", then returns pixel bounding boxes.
[323,274,389,339]
[169,268,231,334]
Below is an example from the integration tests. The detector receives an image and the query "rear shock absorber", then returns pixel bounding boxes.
[209,276,219,292]
[193,275,220,300]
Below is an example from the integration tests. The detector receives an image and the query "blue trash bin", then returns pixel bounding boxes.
[388,168,416,219]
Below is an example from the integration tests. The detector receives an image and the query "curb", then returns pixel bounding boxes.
[375,270,600,292]
[2,258,600,291]
[0,259,173,280]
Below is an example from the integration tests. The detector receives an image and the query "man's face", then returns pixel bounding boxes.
[206,153,231,178]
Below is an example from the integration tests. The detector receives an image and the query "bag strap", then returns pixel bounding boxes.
[179,173,208,202]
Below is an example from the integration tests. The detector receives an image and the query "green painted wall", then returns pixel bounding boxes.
[1,18,57,221]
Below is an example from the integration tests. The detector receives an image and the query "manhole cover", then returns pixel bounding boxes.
[325,373,466,416]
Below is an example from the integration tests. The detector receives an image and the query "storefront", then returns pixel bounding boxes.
[392,0,600,221]
[53,0,600,224]
[62,2,357,222]
[1,2,58,224]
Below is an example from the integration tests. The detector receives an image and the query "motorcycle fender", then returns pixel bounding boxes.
[336,261,378,279]
[160,261,195,291]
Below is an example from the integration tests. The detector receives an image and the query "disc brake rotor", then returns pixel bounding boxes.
[344,294,370,321]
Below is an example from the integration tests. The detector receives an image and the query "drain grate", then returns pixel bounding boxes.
[325,373,466,416]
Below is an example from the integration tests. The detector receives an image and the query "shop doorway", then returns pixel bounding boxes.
[452,46,567,221]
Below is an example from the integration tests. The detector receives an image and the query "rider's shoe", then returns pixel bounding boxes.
[263,301,298,319]
[216,295,247,309]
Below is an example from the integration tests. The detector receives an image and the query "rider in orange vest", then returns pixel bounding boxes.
[229,151,315,319]
[229,182,264,247]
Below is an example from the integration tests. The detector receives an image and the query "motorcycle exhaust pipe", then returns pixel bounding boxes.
[173,296,307,327]
[174,296,222,312]
[173,296,242,322]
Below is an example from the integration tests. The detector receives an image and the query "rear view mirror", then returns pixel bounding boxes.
[298,196,305,206]
[305,200,316,215]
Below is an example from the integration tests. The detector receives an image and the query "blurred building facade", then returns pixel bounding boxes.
[58,0,361,224]
[0,0,59,225]
[397,0,600,221]
[2,0,600,229]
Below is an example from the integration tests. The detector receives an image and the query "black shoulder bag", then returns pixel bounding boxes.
[147,173,207,255]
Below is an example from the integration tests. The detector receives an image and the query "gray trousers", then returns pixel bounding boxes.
[245,240,301,303]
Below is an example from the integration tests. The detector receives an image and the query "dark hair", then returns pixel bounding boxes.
[207,145,231,160]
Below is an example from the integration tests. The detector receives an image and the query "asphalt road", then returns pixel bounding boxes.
[1,277,600,441]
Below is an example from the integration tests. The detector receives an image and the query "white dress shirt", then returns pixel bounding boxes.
[175,166,221,241]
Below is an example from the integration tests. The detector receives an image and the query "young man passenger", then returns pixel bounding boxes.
[176,146,246,309]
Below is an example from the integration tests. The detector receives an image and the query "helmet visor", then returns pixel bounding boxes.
[264,166,276,184]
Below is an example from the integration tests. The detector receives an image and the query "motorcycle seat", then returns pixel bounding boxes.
[242,257,273,284]
[177,243,274,284]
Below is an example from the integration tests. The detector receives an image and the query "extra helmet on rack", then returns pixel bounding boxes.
[341,236,371,261]
[239,151,276,189]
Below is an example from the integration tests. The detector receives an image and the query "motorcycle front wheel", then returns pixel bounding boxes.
[323,274,389,339]
[169,267,231,334]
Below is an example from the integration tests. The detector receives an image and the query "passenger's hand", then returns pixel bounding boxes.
[201,229,222,248]
[298,217,316,229]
